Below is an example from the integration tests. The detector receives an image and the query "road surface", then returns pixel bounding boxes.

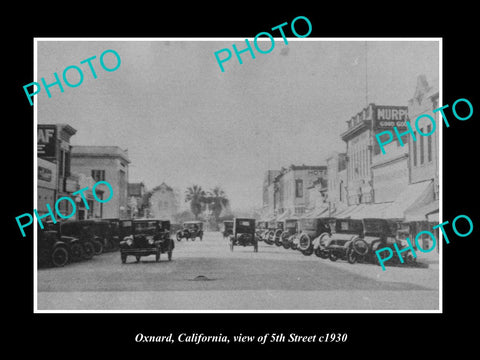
[37,231,440,311]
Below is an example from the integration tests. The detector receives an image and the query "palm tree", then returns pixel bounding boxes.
[185,185,206,220]
[206,186,229,223]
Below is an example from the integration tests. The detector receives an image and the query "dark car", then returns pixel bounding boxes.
[229,218,258,252]
[295,217,333,256]
[119,219,174,263]
[46,221,96,260]
[98,218,121,251]
[322,218,364,263]
[59,220,105,255]
[222,220,234,239]
[176,221,204,241]
[37,226,71,267]
[280,219,299,249]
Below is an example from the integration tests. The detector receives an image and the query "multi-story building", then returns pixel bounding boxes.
[326,152,348,215]
[71,146,130,219]
[262,170,280,218]
[404,75,439,223]
[37,124,79,217]
[272,165,327,217]
[148,182,179,222]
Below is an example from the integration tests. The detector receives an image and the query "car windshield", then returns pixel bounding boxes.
[300,218,315,230]
[336,220,363,234]
[134,222,157,232]
[285,220,297,228]
[363,220,387,235]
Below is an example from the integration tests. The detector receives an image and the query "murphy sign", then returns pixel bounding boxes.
[374,105,409,129]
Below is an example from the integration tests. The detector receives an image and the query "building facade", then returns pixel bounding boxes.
[127,182,146,218]
[326,152,348,215]
[71,146,130,219]
[37,124,78,217]
[262,170,280,218]
[148,182,179,222]
[271,165,327,217]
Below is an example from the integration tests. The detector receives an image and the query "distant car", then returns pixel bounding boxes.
[229,218,258,252]
[119,219,174,263]
[280,219,299,249]
[176,221,204,241]
[295,217,333,256]
[222,220,234,240]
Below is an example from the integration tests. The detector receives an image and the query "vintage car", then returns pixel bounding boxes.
[295,217,333,256]
[312,218,337,258]
[59,220,105,255]
[37,226,72,267]
[229,218,258,252]
[280,219,299,249]
[323,218,414,266]
[255,221,268,242]
[46,221,95,260]
[394,222,417,265]
[176,221,204,241]
[98,218,121,251]
[222,220,234,239]
[272,221,284,246]
[119,219,174,263]
[263,220,277,245]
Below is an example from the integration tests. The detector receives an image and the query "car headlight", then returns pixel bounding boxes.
[148,237,154,245]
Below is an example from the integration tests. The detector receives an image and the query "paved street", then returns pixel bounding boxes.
[37,231,440,311]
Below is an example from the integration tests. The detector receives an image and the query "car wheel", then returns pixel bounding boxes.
[329,252,338,262]
[70,243,84,262]
[281,233,291,249]
[314,247,329,259]
[92,240,104,255]
[302,247,314,256]
[347,247,357,264]
[51,246,69,267]
[121,253,127,264]
[82,241,95,260]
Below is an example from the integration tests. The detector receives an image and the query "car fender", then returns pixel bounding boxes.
[313,233,330,250]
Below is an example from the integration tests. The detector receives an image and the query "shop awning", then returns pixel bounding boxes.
[404,200,439,222]
[382,180,434,220]
[348,202,394,219]
[304,205,329,219]
[334,204,365,219]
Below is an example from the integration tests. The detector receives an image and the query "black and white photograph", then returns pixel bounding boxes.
[8,7,479,354]
[33,38,441,312]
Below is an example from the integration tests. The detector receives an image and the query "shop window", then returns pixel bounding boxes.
[427,125,432,162]
[420,130,425,165]
[413,131,417,167]
[295,179,303,198]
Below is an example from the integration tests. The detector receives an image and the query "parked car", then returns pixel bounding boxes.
[229,218,258,252]
[394,222,417,266]
[37,226,72,267]
[98,218,121,251]
[272,221,284,246]
[264,220,277,245]
[222,220,234,240]
[323,218,414,266]
[59,220,105,255]
[280,218,299,249]
[312,218,337,258]
[256,221,268,242]
[176,221,204,241]
[46,221,95,260]
[295,217,333,256]
[119,219,174,263]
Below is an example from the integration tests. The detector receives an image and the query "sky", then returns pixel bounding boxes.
[36,39,439,212]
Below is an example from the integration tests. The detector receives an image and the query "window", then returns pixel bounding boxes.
[91,170,105,182]
[427,125,432,162]
[295,179,303,198]
[420,130,424,165]
[413,131,417,166]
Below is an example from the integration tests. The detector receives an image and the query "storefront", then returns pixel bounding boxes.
[37,158,57,215]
